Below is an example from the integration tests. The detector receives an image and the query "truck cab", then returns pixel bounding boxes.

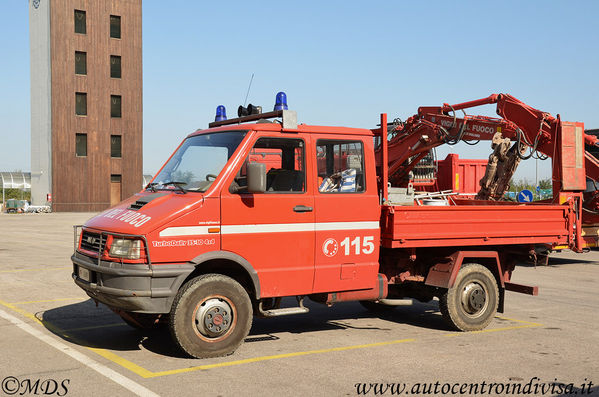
[72,108,382,358]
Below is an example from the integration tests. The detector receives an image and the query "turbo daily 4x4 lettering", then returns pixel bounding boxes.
[152,238,216,248]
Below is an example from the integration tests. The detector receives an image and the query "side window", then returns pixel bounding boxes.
[231,137,305,193]
[317,140,365,193]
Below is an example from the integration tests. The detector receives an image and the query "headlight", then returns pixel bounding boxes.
[109,239,141,259]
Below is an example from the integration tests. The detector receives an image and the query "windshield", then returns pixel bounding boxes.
[151,131,246,192]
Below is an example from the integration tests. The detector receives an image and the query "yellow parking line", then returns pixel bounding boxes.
[0,266,71,273]
[1,294,417,379]
[444,316,542,337]
[0,298,145,375]
[0,299,43,324]
[0,297,545,379]
[10,297,86,305]
[149,338,416,377]
[0,299,76,342]
[0,304,159,396]
[89,348,156,379]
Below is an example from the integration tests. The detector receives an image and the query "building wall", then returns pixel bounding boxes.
[30,0,142,212]
[29,0,52,207]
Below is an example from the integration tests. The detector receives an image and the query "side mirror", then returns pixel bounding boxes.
[247,162,266,193]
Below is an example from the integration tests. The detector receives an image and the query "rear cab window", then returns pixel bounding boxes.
[316,140,365,193]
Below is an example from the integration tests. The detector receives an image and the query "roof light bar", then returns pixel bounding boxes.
[274,92,288,111]
[214,105,227,122]
[209,91,295,129]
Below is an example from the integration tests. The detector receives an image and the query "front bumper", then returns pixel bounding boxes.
[72,251,195,313]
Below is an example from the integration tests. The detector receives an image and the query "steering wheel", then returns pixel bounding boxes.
[206,174,217,181]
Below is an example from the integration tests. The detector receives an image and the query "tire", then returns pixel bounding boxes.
[439,263,499,331]
[119,312,163,330]
[359,300,397,313]
[169,274,252,358]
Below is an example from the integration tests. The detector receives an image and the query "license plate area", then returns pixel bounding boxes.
[78,266,91,282]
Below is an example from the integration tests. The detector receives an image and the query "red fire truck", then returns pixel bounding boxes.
[72,92,599,358]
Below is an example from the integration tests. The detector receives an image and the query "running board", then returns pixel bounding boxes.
[258,297,309,317]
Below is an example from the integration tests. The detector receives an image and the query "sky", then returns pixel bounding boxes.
[2,1,599,184]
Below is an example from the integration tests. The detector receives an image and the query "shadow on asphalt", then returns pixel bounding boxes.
[516,254,599,268]
[38,298,449,358]
[547,256,599,266]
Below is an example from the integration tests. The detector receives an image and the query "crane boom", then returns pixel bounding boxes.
[376,93,599,202]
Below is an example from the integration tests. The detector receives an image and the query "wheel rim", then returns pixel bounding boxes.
[194,297,234,338]
[460,281,488,318]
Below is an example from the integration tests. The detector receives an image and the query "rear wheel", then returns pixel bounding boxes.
[169,274,252,358]
[439,263,498,331]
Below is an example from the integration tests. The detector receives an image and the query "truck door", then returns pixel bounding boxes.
[221,136,315,297]
[312,138,380,293]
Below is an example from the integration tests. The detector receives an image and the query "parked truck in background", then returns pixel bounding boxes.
[4,199,29,213]
[71,92,599,358]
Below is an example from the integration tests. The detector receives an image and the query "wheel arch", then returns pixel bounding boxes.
[184,251,261,300]
[425,251,506,312]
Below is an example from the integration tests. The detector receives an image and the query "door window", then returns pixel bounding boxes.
[232,137,305,193]
[316,140,365,193]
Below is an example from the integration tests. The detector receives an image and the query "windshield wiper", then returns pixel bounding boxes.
[145,182,157,192]
[161,181,188,194]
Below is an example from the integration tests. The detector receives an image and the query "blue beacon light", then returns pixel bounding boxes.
[215,105,227,121]
[273,92,288,111]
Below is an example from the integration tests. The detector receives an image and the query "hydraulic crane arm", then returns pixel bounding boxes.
[376,93,599,198]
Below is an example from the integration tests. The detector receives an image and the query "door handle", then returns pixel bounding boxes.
[293,205,313,213]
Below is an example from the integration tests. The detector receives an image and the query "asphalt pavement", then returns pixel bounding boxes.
[0,212,597,396]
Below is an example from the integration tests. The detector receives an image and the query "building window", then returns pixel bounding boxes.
[75,51,86,75]
[111,95,121,118]
[110,55,121,78]
[76,133,87,157]
[74,10,86,34]
[76,92,87,116]
[110,15,121,38]
[111,135,122,158]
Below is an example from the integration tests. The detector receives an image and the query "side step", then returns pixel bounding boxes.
[505,282,538,296]
[258,297,310,317]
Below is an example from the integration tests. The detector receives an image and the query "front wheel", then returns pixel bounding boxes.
[439,263,498,331]
[169,274,253,358]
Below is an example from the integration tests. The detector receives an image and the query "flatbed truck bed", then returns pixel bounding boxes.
[382,200,574,249]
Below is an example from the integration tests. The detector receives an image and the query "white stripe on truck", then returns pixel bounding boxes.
[159,226,211,237]
[159,221,379,237]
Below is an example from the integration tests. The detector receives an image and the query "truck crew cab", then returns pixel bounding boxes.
[73,92,597,358]
[73,95,383,358]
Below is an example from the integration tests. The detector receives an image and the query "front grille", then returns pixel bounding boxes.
[80,231,107,254]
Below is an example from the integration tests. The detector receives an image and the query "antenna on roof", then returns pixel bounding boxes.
[243,73,254,107]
